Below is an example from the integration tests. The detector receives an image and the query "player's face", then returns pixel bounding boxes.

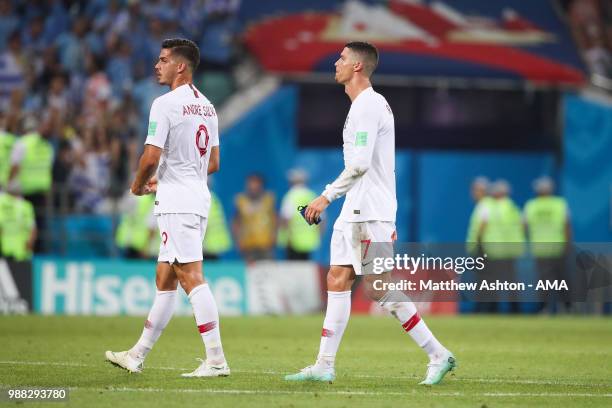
[154,48,178,85]
[334,47,356,84]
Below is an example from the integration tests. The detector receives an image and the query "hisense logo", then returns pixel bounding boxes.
[38,261,243,316]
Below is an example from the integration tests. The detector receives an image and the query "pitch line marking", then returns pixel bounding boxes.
[0,360,610,389]
[66,387,612,398]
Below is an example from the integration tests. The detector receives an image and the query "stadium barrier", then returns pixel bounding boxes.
[32,258,322,316]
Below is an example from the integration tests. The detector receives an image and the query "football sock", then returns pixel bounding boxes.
[315,291,351,370]
[188,283,226,365]
[130,289,177,360]
[379,291,447,362]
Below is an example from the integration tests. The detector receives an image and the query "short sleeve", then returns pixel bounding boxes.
[144,98,171,148]
[209,109,220,148]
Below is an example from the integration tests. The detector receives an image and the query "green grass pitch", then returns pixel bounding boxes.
[0,314,611,407]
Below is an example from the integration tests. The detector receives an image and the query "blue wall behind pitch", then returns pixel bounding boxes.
[561,94,612,242]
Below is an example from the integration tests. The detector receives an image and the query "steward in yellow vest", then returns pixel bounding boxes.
[232,174,276,262]
[478,181,525,261]
[8,126,54,253]
[524,177,572,312]
[476,180,524,313]
[203,191,232,260]
[524,177,570,258]
[278,169,322,260]
[115,194,159,259]
[0,189,37,261]
[10,131,53,196]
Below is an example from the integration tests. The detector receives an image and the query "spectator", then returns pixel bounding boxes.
[93,0,130,44]
[0,0,18,49]
[0,31,26,112]
[21,15,48,55]
[106,39,134,99]
[82,53,112,126]
[278,168,323,260]
[51,139,75,211]
[54,16,101,75]
[68,123,111,214]
[232,174,276,262]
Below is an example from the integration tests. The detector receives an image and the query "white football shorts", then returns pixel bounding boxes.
[330,220,395,275]
[157,213,208,263]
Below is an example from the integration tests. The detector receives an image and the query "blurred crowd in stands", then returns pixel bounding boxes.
[0,0,241,216]
[562,0,612,78]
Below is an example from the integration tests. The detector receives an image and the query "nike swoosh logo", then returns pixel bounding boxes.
[361,261,372,267]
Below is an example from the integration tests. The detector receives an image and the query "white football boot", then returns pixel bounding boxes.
[181,358,231,378]
[105,350,144,373]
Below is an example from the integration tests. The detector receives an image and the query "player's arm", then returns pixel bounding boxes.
[131,145,162,196]
[208,146,220,175]
[305,109,378,223]
[133,98,170,196]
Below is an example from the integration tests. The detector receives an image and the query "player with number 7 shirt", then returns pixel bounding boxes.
[105,38,229,378]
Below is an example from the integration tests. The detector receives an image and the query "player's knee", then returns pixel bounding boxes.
[362,275,385,301]
[177,271,204,294]
[326,271,350,291]
[156,275,177,291]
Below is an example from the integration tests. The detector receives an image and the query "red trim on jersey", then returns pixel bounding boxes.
[402,314,421,332]
[188,83,199,98]
[198,321,217,334]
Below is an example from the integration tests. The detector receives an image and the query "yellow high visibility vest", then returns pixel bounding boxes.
[235,193,275,249]
[19,133,53,195]
[482,198,526,260]
[524,196,568,258]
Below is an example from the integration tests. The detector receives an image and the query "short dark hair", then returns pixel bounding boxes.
[161,38,200,72]
[345,41,379,76]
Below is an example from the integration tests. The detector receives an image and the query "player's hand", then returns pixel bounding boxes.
[305,195,330,224]
[145,177,157,194]
[130,181,146,196]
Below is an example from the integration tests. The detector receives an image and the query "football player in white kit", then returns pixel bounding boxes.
[285,42,456,385]
[106,39,229,378]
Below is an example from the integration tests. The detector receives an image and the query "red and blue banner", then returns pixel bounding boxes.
[241,0,585,85]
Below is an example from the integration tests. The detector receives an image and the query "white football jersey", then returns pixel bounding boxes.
[144,83,219,217]
[337,87,397,223]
